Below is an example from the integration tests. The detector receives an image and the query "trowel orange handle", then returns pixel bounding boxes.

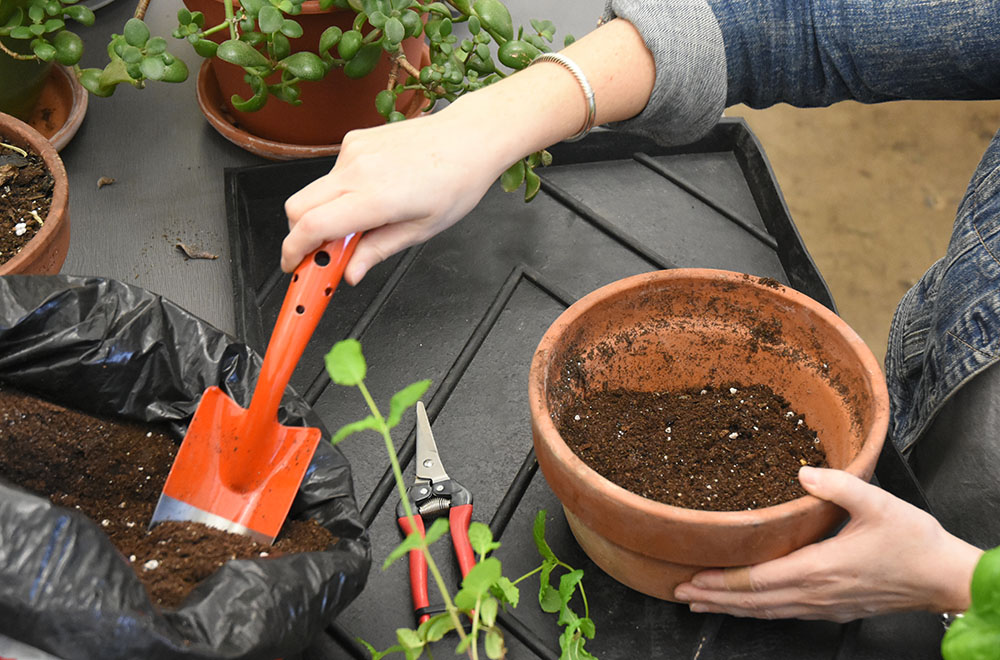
[240,234,362,451]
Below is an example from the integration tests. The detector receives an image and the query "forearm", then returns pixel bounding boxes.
[928,534,983,614]
[444,18,655,171]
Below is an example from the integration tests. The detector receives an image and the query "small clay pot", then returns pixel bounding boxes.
[528,269,889,601]
[0,112,70,275]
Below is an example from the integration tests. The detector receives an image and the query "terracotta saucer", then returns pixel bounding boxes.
[27,64,88,152]
[196,57,430,161]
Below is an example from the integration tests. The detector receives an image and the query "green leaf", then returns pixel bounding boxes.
[490,576,519,608]
[578,617,596,639]
[338,28,362,59]
[49,29,78,64]
[140,56,166,80]
[283,51,325,80]
[28,4,43,22]
[123,17,150,47]
[280,18,303,38]
[450,0,471,13]
[384,16,404,44]
[318,25,342,53]
[387,110,406,123]
[375,88,395,117]
[217,38,269,68]
[10,26,33,39]
[28,23,44,35]
[77,67,115,96]
[42,18,64,33]
[271,31,290,59]
[390,0,410,10]
[533,510,557,562]
[386,379,431,429]
[343,41,381,77]
[193,38,218,57]
[145,36,167,55]
[161,57,188,83]
[98,57,133,87]
[460,556,502,599]
[468,521,501,557]
[367,10,387,28]
[396,627,423,656]
[324,338,366,386]
[472,0,512,41]
[257,5,283,33]
[416,612,456,643]
[400,10,421,37]
[331,414,379,445]
[479,596,499,627]
[31,40,56,61]
[383,529,424,570]
[177,8,192,24]
[358,638,406,660]
[524,168,541,201]
[62,2,92,24]
[500,159,525,192]
[230,73,269,111]
[564,34,576,48]
[485,627,505,659]
[497,38,539,70]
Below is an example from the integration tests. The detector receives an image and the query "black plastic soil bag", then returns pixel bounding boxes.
[0,275,371,660]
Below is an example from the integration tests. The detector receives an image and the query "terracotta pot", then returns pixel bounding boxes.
[0,0,53,121]
[184,0,426,146]
[528,269,889,601]
[0,112,70,275]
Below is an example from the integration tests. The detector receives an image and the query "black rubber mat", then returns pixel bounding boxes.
[225,119,942,660]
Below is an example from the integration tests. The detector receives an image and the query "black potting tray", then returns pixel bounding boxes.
[224,119,943,660]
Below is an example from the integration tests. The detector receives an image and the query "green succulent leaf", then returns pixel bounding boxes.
[387,110,406,122]
[337,28,362,59]
[145,36,167,55]
[9,26,32,39]
[121,44,142,64]
[367,10,387,28]
[479,596,499,627]
[450,0,471,13]
[123,17,150,47]
[49,30,82,64]
[28,4,44,23]
[325,338,366,386]
[472,0,512,41]
[42,18,63,33]
[497,38,540,70]
[177,8,192,24]
[500,159,525,192]
[375,88,395,117]
[343,42,381,78]
[230,73,269,111]
[384,16,404,44]
[400,10,421,37]
[193,38,218,57]
[30,39,56,61]
[257,5,283,33]
[62,3,92,24]
[282,50,325,80]
[139,55,165,80]
[524,167,541,201]
[162,56,188,82]
[28,23,45,36]
[318,25,342,53]
[218,38,269,67]
[279,18,303,38]
[271,31,291,60]
[77,67,113,95]
[564,34,575,47]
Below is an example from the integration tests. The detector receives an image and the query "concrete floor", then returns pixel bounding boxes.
[727,100,1000,363]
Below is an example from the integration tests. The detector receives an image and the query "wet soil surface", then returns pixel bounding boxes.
[557,383,828,511]
[0,138,51,266]
[0,384,334,608]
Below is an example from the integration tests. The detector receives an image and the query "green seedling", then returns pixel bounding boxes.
[942,546,1000,660]
[325,338,598,660]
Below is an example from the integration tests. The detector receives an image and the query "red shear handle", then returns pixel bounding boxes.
[397,514,430,624]
[449,504,475,577]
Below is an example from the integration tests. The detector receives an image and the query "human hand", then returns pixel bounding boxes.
[673,466,983,622]
[282,109,511,283]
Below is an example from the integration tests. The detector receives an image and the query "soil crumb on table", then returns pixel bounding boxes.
[0,384,335,608]
[557,383,828,511]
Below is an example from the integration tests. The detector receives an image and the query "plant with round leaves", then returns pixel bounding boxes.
[0,0,188,96]
[174,0,573,200]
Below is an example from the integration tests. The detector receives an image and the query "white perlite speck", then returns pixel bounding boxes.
[143,559,160,571]
[13,222,27,236]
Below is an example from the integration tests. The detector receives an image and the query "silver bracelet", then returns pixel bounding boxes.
[529,52,597,142]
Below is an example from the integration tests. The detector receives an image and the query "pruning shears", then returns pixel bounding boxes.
[396,401,475,624]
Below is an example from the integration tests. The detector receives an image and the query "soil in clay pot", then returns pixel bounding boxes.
[0,139,51,266]
[557,383,829,511]
[0,383,335,608]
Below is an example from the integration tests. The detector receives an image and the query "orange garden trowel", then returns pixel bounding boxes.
[151,234,362,545]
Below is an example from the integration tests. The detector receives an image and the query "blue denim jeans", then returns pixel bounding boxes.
[606,0,1000,454]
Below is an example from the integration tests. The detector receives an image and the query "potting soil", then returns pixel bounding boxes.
[0,138,50,265]
[0,384,334,608]
[557,383,828,511]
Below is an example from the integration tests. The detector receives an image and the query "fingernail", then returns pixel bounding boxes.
[690,603,708,613]
[674,587,692,601]
[799,465,817,488]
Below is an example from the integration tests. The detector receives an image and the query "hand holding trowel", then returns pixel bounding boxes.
[152,234,361,544]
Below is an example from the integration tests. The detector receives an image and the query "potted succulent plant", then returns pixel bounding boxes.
[0,0,565,180]
[528,269,890,600]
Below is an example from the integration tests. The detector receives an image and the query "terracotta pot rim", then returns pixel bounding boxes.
[0,111,69,275]
[528,267,890,527]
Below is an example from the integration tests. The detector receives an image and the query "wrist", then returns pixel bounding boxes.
[930,537,983,614]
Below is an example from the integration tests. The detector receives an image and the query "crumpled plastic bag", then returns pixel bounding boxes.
[0,274,371,660]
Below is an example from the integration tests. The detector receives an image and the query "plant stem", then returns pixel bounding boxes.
[0,40,35,60]
[510,565,543,586]
[0,142,28,157]
[134,0,150,21]
[355,381,471,651]
[223,0,238,41]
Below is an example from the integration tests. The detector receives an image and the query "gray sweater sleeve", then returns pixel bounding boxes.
[600,0,727,146]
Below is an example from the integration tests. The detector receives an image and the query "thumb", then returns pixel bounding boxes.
[798,466,883,517]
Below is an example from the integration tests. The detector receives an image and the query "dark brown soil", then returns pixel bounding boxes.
[0,384,335,608]
[557,383,828,511]
[0,138,51,266]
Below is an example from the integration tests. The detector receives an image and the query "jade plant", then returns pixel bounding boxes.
[325,338,598,659]
[0,0,569,199]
